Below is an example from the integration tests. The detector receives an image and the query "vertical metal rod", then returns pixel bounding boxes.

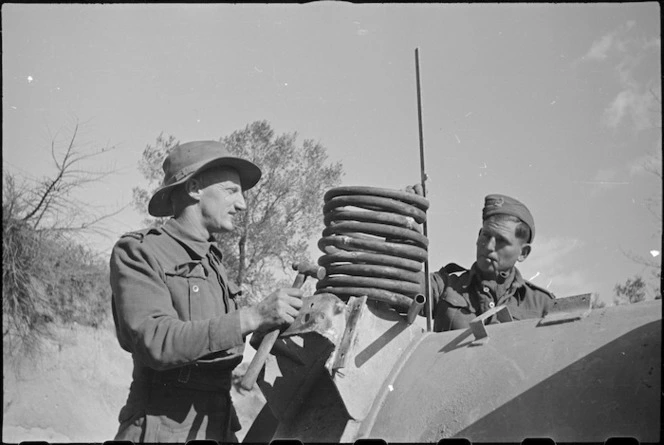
[415,48,433,332]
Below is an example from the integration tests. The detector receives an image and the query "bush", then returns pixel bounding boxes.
[47,242,111,328]
[613,275,647,305]
[3,214,111,354]
[3,123,118,355]
[3,216,56,352]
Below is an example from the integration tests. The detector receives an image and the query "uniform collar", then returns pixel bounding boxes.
[162,218,223,261]
[512,267,526,289]
[465,263,526,292]
[459,264,479,289]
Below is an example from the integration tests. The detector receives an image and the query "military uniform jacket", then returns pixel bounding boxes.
[431,262,554,332]
[111,218,246,441]
[110,218,245,378]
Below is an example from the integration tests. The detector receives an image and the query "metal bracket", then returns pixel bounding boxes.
[539,293,593,326]
[329,295,367,371]
[469,304,512,343]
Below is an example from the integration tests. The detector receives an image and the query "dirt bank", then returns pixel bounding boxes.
[2,322,265,443]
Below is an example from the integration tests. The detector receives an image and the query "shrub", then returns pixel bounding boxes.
[3,215,55,352]
[3,123,118,355]
[613,275,647,305]
[3,214,111,354]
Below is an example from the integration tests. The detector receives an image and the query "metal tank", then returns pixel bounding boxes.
[244,297,661,443]
[364,299,661,442]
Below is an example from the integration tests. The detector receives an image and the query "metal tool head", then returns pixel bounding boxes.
[292,262,326,280]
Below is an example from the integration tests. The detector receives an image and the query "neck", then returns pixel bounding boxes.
[175,207,210,241]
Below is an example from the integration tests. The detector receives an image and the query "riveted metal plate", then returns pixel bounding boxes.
[539,293,592,326]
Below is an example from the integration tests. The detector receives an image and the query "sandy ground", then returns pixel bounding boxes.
[2,322,266,443]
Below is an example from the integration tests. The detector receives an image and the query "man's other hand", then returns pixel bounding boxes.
[404,183,424,196]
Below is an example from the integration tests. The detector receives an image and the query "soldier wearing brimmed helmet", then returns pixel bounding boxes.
[110,141,303,442]
[430,193,554,332]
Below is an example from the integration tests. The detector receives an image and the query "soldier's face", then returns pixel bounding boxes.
[196,167,247,233]
[475,218,530,279]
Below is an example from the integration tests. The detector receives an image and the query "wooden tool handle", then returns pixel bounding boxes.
[240,271,309,390]
[240,329,280,391]
[292,273,306,289]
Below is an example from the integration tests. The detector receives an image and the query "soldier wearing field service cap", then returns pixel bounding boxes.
[428,193,554,332]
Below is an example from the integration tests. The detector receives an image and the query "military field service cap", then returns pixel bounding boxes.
[148,140,262,217]
[482,194,535,243]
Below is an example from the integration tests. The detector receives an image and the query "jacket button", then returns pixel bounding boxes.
[192,285,199,293]
[489,301,495,308]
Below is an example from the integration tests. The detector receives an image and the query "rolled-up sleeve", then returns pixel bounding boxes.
[110,237,244,370]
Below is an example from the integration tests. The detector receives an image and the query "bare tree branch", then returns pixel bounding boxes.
[12,120,121,239]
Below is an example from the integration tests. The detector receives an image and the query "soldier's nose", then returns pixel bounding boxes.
[236,194,247,211]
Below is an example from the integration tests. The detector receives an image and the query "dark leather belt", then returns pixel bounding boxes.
[150,363,232,392]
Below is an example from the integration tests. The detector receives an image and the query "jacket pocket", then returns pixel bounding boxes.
[442,289,471,309]
[165,261,209,321]
[434,290,475,331]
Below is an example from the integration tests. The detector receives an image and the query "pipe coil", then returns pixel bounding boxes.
[324,195,427,224]
[316,186,429,309]
[322,221,429,248]
[317,249,422,272]
[324,186,430,211]
[323,210,420,231]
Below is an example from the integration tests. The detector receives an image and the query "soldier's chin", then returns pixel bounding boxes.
[219,222,235,232]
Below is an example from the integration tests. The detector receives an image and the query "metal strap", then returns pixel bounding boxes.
[469,304,513,342]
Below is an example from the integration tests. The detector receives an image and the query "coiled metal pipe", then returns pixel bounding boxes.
[316,186,429,310]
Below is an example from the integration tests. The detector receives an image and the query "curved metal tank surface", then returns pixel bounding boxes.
[361,299,661,443]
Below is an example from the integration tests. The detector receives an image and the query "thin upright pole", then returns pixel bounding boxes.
[415,48,433,332]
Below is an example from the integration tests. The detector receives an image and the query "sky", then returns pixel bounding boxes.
[3,3,661,304]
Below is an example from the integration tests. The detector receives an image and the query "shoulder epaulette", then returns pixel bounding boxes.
[525,280,556,299]
[120,227,161,242]
[443,262,468,275]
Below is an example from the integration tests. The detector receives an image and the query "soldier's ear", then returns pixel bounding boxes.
[185,177,203,201]
[517,243,531,262]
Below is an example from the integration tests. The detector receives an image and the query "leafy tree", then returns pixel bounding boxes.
[132,121,344,305]
[131,133,179,228]
[613,275,647,305]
